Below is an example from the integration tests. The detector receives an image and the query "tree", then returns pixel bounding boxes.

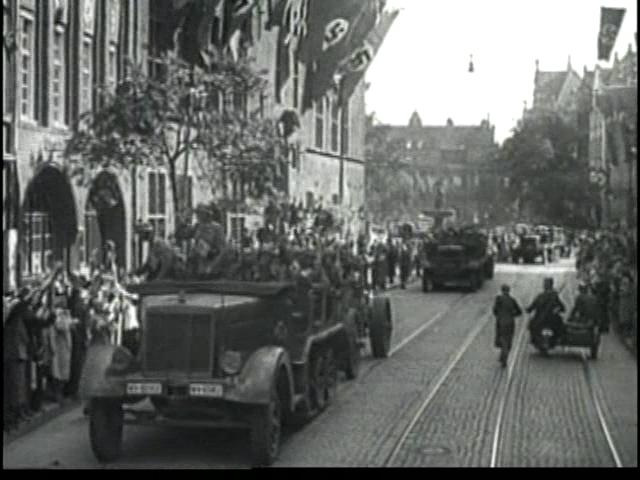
[365,117,421,224]
[65,49,286,234]
[496,111,595,228]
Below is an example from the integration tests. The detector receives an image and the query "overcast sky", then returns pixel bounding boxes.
[365,0,637,143]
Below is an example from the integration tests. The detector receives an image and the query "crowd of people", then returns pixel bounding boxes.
[575,224,637,348]
[3,244,138,433]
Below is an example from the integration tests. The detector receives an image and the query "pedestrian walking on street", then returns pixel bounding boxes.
[399,240,412,289]
[493,284,523,368]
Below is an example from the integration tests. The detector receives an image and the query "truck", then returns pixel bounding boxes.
[79,278,393,466]
[421,227,495,292]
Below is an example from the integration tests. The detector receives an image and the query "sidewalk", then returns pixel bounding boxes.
[3,399,81,447]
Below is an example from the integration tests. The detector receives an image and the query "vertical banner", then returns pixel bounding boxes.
[598,7,625,61]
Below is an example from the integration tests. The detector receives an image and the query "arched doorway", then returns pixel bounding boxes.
[85,171,126,271]
[22,165,78,277]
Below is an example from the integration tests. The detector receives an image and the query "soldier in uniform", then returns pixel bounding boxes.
[526,277,566,341]
[493,284,523,367]
[399,240,412,289]
[567,282,599,327]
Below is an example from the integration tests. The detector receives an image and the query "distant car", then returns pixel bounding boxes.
[513,235,545,264]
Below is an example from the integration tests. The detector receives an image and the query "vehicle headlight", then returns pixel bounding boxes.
[220,350,243,376]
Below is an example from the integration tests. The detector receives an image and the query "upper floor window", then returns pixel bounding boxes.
[80,37,93,114]
[19,13,35,121]
[107,45,117,92]
[3,6,10,118]
[52,26,66,125]
[330,99,339,153]
[314,98,325,149]
[341,101,350,155]
[148,171,167,239]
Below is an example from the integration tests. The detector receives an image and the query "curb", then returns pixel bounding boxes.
[3,400,81,447]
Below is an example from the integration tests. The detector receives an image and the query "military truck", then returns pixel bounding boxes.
[421,228,494,292]
[80,279,392,466]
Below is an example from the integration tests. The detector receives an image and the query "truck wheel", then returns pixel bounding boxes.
[89,399,123,463]
[250,385,282,467]
[370,297,392,358]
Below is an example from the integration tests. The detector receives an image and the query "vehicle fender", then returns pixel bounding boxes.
[227,346,295,409]
[78,344,126,400]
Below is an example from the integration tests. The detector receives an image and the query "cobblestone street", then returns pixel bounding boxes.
[3,259,636,468]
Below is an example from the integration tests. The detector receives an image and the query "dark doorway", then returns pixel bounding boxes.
[22,165,78,277]
[86,171,126,271]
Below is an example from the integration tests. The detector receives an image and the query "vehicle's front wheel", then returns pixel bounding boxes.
[250,386,282,467]
[89,399,123,463]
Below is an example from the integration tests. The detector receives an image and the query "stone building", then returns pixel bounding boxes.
[3,0,370,290]
[589,45,637,228]
[374,113,499,224]
[523,58,582,127]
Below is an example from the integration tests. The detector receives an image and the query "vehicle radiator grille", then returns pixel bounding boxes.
[144,312,212,375]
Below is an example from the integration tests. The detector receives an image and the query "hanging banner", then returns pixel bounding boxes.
[598,7,626,61]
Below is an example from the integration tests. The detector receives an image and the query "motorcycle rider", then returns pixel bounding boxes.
[526,277,566,344]
[493,284,523,368]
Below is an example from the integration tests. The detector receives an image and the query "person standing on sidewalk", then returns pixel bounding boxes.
[399,240,412,289]
[493,284,523,368]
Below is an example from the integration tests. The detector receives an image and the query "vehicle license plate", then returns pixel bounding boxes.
[189,383,224,398]
[126,383,162,395]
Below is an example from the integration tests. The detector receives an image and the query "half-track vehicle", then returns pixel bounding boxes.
[80,279,393,466]
[421,227,494,292]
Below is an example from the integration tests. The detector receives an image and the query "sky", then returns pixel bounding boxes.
[365,0,637,143]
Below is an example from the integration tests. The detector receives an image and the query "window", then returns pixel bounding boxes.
[148,171,167,239]
[292,56,299,108]
[21,212,52,277]
[330,99,339,153]
[52,27,66,125]
[3,6,10,117]
[314,99,324,149]
[177,174,193,217]
[19,13,34,120]
[107,45,117,91]
[81,37,93,114]
[341,101,350,155]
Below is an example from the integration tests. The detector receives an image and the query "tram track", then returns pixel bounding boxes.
[382,271,541,467]
[493,275,624,467]
[381,270,579,467]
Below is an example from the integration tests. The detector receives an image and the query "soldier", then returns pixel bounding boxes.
[387,237,398,286]
[567,282,599,327]
[399,240,412,289]
[493,284,523,367]
[526,277,566,341]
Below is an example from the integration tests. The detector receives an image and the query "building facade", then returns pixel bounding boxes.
[589,46,637,229]
[372,112,499,225]
[3,0,369,291]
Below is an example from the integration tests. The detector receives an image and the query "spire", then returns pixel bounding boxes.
[567,55,572,71]
[408,111,422,128]
[535,59,539,71]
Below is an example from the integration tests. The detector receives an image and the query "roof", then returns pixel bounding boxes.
[126,281,294,298]
[535,71,568,101]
